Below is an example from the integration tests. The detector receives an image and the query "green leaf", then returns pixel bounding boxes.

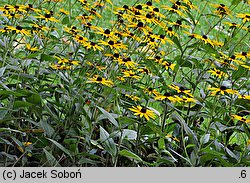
[231,0,242,5]
[200,134,210,144]
[158,138,165,150]
[40,121,54,138]
[13,101,33,109]
[100,126,117,158]
[43,148,61,167]
[62,16,70,25]
[26,93,42,105]
[119,149,142,162]
[0,67,6,77]
[40,54,54,61]
[171,36,183,52]
[47,138,72,159]
[96,106,119,127]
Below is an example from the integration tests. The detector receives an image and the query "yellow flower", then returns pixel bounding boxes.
[154,92,180,103]
[208,68,228,78]
[125,94,140,101]
[87,75,113,87]
[237,13,250,22]
[96,28,119,40]
[168,84,193,97]
[128,106,156,121]
[208,86,238,96]
[50,64,71,70]
[84,41,104,51]
[74,35,88,44]
[143,87,160,96]
[231,115,250,123]
[7,25,30,35]
[210,4,231,17]
[59,8,69,15]
[122,70,141,80]
[35,13,59,22]
[180,96,197,103]
[117,56,137,69]
[99,40,127,50]
[26,44,39,52]
[162,61,176,70]
[237,94,250,100]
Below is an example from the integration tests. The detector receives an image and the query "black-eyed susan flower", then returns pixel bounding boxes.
[208,68,228,78]
[170,0,188,12]
[154,92,180,103]
[169,20,190,29]
[35,12,59,22]
[162,61,176,70]
[125,94,140,101]
[87,75,114,87]
[180,96,197,103]
[237,13,250,22]
[231,114,250,123]
[76,14,94,24]
[50,64,71,70]
[5,4,27,13]
[208,86,238,96]
[59,8,69,15]
[168,84,193,97]
[156,34,174,44]
[237,94,250,100]
[117,56,137,69]
[161,5,185,16]
[122,70,141,80]
[26,44,39,52]
[128,106,156,121]
[211,4,231,17]
[165,27,177,37]
[143,87,160,96]
[99,40,127,50]
[74,35,88,44]
[96,28,119,40]
[128,21,152,34]
[24,4,41,13]
[31,23,49,33]
[7,25,30,36]
[84,41,104,51]
[64,26,82,35]
[235,51,250,60]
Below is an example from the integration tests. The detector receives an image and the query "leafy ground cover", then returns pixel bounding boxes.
[0,0,250,167]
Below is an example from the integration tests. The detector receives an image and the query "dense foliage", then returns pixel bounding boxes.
[0,0,250,167]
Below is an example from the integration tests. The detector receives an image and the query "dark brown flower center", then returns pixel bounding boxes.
[242,52,247,56]
[153,8,159,12]
[220,86,227,90]
[135,5,142,10]
[96,77,103,81]
[45,13,51,18]
[164,92,171,97]
[137,22,144,27]
[146,1,152,6]
[108,40,114,45]
[16,25,22,30]
[202,35,208,39]
[140,107,147,113]
[114,53,120,58]
[104,29,110,34]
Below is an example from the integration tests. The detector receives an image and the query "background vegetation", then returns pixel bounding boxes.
[0,0,249,167]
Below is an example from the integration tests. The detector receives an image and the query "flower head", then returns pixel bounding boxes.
[129,106,156,121]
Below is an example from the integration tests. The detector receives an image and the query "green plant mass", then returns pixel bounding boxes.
[0,0,250,167]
